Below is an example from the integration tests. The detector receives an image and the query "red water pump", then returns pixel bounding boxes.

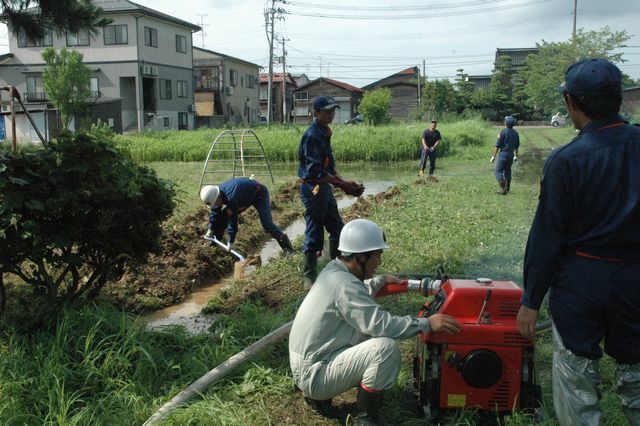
[377,274,541,418]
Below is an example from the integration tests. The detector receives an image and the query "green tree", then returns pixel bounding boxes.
[42,47,91,130]
[422,79,460,115]
[521,27,631,115]
[455,68,476,110]
[0,130,175,325]
[487,55,514,120]
[2,0,109,43]
[359,88,392,125]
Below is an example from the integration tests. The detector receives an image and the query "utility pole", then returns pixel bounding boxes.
[417,64,421,108]
[196,14,208,48]
[423,59,426,82]
[280,37,288,124]
[572,0,577,37]
[264,2,276,125]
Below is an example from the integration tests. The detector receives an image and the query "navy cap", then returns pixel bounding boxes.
[313,95,340,111]
[560,58,622,96]
[504,115,516,126]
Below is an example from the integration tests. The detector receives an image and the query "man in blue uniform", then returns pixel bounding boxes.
[200,178,294,254]
[298,95,365,289]
[517,59,640,425]
[491,115,520,194]
[418,119,441,177]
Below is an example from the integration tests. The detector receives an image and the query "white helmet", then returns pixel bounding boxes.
[199,185,220,205]
[338,219,389,255]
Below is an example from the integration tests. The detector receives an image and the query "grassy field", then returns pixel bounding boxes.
[0,125,626,425]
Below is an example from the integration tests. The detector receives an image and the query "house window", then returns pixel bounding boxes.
[25,75,45,101]
[177,80,187,98]
[66,31,90,47]
[176,35,187,53]
[246,74,255,89]
[259,87,268,100]
[144,27,158,47]
[159,79,172,99]
[90,77,100,98]
[104,25,128,45]
[178,112,188,130]
[194,67,220,90]
[294,91,308,101]
[229,69,238,87]
[17,29,52,47]
[164,117,170,127]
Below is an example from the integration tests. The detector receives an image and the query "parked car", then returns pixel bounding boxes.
[344,114,364,125]
[551,112,567,127]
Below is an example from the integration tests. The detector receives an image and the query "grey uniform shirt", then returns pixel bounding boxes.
[289,259,431,384]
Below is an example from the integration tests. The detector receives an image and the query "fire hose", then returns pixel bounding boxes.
[203,235,245,261]
[143,277,549,424]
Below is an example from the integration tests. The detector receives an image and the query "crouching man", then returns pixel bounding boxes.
[289,219,460,425]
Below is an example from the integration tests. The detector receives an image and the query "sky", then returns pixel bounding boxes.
[1,0,638,87]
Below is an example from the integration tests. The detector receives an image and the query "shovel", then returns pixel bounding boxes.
[203,235,259,279]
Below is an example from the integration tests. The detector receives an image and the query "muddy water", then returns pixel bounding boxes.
[146,173,398,333]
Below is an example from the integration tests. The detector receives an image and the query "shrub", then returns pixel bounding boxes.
[0,130,175,326]
[358,88,392,125]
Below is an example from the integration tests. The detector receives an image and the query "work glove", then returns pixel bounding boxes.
[205,229,214,238]
[490,156,495,163]
[364,275,387,297]
[226,242,235,252]
[513,156,518,164]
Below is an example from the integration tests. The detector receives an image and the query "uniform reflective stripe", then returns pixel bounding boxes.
[359,382,383,393]
[575,250,640,263]
[597,121,626,131]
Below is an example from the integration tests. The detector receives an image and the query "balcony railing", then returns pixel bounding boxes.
[24,92,47,102]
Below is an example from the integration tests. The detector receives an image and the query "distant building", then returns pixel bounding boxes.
[291,73,311,88]
[193,47,261,127]
[466,75,491,91]
[292,77,364,124]
[0,0,200,142]
[259,72,297,123]
[363,66,420,120]
[494,47,539,72]
[622,86,640,119]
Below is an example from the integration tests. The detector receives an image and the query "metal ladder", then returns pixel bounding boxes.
[199,129,275,189]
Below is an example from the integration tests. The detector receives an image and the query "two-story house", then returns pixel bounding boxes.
[193,47,261,127]
[0,0,200,141]
[363,67,420,120]
[259,72,297,124]
[292,77,363,124]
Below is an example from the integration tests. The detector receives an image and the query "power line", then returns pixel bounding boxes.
[286,0,518,12]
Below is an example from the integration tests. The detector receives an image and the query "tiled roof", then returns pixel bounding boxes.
[295,77,363,93]
[93,0,200,30]
[259,73,296,85]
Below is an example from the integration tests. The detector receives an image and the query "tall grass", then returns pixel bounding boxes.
[114,120,495,163]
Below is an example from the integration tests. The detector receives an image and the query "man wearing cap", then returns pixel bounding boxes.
[289,219,460,425]
[517,59,640,425]
[490,115,520,195]
[200,177,294,254]
[298,95,365,290]
[418,119,442,177]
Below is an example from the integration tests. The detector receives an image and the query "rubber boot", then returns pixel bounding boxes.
[355,388,388,426]
[506,179,511,193]
[329,240,340,260]
[303,252,317,290]
[496,180,507,195]
[277,234,295,254]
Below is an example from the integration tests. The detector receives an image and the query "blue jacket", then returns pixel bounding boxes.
[522,117,640,309]
[298,119,336,181]
[210,177,261,243]
[496,127,520,153]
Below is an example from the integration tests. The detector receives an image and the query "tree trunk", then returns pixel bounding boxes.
[0,271,6,316]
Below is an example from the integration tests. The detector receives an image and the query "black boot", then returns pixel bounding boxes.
[303,252,317,290]
[329,240,340,260]
[277,234,295,254]
[506,179,511,193]
[496,180,507,195]
[355,388,387,425]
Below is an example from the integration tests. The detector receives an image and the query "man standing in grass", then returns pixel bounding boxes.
[289,219,460,425]
[418,119,441,177]
[517,59,640,425]
[298,95,364,290]
[200,178,294,254]
[490,115,519,195]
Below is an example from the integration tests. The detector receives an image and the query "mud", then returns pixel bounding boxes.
[102,181,303,313]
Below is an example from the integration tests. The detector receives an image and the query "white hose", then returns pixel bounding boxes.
[143,321,293,425]
[203,235,245,261]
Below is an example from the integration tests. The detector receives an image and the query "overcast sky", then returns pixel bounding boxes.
[1,0,638,87]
